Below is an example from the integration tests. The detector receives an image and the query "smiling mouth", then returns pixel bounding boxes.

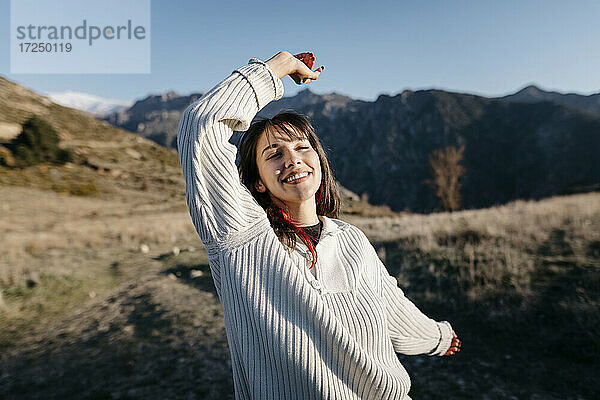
[282,171,311,184]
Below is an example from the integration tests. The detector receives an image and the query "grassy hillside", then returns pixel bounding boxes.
[0,77,185,212]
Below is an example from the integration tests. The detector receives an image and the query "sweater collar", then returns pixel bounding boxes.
[293,216,346,256]
[319,215,345,238]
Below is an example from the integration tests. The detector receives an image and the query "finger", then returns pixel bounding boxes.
[301,69,322,83]
[310,66,324,79]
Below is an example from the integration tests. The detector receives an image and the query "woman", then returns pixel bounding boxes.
[177,50,460,400]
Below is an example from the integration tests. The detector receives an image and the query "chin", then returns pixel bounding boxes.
[274,188,318,205]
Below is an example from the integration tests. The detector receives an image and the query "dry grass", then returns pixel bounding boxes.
[0,186,197,288]
[346,192,599,300]
[347,191,599,244]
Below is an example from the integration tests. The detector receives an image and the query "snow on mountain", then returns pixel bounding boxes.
[46,90,132,117]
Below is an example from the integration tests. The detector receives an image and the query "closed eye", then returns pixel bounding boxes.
[265,144,310,160]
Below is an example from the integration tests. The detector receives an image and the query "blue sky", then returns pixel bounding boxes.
[1,0,599,103]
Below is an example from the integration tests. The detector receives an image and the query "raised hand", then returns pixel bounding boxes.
[444,330,461,356]
[265,51,324,84]
[291,52,324,85]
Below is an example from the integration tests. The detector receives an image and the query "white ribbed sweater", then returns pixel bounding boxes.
[177,58,454,400]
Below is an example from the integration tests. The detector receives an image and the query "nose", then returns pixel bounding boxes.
[283,150,301,168]
[285,158,301,169]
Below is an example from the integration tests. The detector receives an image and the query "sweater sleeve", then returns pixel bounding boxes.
[177,59,284,244]
[368,245,454,356]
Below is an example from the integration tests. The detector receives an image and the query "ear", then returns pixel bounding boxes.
[255,179,267,193]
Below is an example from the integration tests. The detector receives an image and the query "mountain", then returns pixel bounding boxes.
[102,91,204,148]
[260,88,361,119]
[256,88,600,212]
[102,88,361,148]
[46,90,132,117]
[309,90,600,212]
[101,85,600,213]
[501,85,600,117]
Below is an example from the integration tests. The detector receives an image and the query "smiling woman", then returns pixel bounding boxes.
[177,50,461,400]
[237,111,340,268]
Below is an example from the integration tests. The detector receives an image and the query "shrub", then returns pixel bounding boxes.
[6,116,74,168]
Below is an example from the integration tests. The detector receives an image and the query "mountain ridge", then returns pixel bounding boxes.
[99,82,600,212]
[500,84,600,117]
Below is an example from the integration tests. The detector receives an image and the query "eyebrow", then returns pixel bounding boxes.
[261,143,279,156]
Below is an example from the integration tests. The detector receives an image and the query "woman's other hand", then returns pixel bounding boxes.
[444,330,461,356]
[265,51,324,84]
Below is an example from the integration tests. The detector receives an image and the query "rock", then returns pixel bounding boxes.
[190,270,204,279]
[172,246,180,256]
[0,122,21,141]
[125,148,142,160]
[140,244,150,253]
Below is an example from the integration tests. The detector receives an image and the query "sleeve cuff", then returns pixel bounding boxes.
[233,58,284,111]
[427,321,454,356]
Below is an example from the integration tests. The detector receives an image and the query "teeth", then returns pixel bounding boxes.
[284,172,309,182]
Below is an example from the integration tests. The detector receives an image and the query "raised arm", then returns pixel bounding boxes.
[177,51,323,245]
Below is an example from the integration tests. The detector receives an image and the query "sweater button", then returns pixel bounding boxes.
[311,280,322,290]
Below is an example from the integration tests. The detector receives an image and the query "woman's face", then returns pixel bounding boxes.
[254,127,322,208]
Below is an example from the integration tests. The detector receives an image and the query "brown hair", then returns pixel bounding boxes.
[238,111,340,265]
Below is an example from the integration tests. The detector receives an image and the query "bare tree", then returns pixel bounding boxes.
[426,145,466,211]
